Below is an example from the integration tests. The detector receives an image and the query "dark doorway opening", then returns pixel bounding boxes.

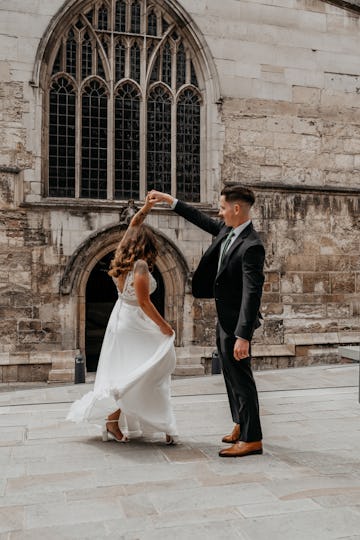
[85,253,165,372]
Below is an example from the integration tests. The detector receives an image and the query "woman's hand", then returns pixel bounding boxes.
[148,190,174,206]
[144,193,157,211]
[129,194,156,227]
[159,321,174,336]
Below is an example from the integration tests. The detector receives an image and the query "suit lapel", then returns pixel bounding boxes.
[217,223,253,276]
[211,227,231,254]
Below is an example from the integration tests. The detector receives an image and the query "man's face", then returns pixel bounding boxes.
[218,195,248,227]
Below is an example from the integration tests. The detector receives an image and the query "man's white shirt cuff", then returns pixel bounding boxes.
[170,198,178,209]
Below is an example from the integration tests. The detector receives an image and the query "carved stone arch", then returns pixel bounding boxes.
[80,75,110,95]
[60,222,189,351]
[114,78,142,98]
[148,81,173,100]
[176,85,203,104]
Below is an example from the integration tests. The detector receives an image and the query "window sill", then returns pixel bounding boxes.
[19,198,217,213]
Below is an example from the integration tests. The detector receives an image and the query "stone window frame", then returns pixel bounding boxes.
[40,0,210,203]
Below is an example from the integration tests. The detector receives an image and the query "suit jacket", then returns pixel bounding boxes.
[174,200,265,341]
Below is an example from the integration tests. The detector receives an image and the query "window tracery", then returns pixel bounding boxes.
[45,0,202,202]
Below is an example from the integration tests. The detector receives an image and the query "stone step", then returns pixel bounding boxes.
[173,364,205,377]
[48,369,74,383]
[175,354,208,366]
[308,347,338,357]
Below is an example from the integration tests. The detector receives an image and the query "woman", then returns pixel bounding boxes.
[67,196,177,445]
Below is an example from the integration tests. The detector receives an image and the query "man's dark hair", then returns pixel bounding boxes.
[221,183,255,206]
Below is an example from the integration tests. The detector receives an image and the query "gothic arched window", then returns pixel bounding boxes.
[45,0,203,202]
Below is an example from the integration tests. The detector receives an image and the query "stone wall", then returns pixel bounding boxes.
[1,0,360,379]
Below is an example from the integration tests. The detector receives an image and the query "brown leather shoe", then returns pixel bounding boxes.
[222,423,240,444]
[219,440,263,458]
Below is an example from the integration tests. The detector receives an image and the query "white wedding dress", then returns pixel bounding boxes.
[67,267,178,439]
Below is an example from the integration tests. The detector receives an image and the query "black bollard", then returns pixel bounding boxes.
[211,350,221,375]
[75,353,85,384]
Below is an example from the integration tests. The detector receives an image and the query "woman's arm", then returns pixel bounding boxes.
[118,195,156,248]
[133,260,174,336]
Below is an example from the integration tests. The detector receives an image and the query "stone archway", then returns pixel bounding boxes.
[60,222,189,362]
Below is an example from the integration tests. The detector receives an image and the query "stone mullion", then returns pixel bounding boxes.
[199,100,205,203]
[75,29,82,198]
[139,88,146,201]
[107,16,115,200]
[138,13,146,201]
[171,44,177,198]
[171,93,176,198]
[75,89,82,198]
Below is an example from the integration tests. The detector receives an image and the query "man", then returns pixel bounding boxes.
[149,184,265,457]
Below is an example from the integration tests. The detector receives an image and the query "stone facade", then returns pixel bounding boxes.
[1,0,360,381]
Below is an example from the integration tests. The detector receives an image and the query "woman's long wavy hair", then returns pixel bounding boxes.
[108,225,159,278]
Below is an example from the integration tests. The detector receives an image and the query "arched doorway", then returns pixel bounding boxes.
[85,251,165,372]
[60,222,189,361]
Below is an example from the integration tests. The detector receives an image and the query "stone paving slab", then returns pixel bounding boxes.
[0,364,359,539]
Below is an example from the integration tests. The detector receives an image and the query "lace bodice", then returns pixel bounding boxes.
[116,268,157,305]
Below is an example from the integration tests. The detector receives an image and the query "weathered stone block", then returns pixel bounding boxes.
[331,273,355,294]
[17,363,51,382]
[303,273,330,293]
[292,86,320,105]
[2,365,18,382]
[315,255,351,272]
[17,319,42,332]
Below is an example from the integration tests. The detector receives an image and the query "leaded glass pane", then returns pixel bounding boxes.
[131,1,141,33]
[191,61,198,87]
[161,17,169,34]
[115,83,140,199]
[75,18,84,30]
[147,12,157,36]
[147,86,171,193]
[82,33,93,80]
[177,90,200,202]
[97,51,106,79]
[86,9,93,25]
[49,77,76,197]
[100,36,109,58]
[66,30,77,78]
[147,41,155,65]
[115,41,126,81]
[150,55,159,82]
[176,43,186,89]
[115,0,126,32]
[162,42,172,87]
[81,80,108,198]
[52,46,62,75]
[98,4,108,30]
[130,43,141,83]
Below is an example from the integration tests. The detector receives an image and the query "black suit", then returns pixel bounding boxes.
[174,200,265,442]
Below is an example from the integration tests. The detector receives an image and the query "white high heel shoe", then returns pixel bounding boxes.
[165,434,176,446]
[102,419,129,443]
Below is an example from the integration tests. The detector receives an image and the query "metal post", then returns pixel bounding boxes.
[75,353,85,384]
[211,350,221,375]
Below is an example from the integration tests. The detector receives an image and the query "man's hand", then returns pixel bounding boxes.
[148,190,174,206]
[233,337,250,361]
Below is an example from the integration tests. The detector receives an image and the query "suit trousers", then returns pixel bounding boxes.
[216,323,262,442]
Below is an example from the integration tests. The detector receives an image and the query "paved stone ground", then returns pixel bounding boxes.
[0,364,360,539]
